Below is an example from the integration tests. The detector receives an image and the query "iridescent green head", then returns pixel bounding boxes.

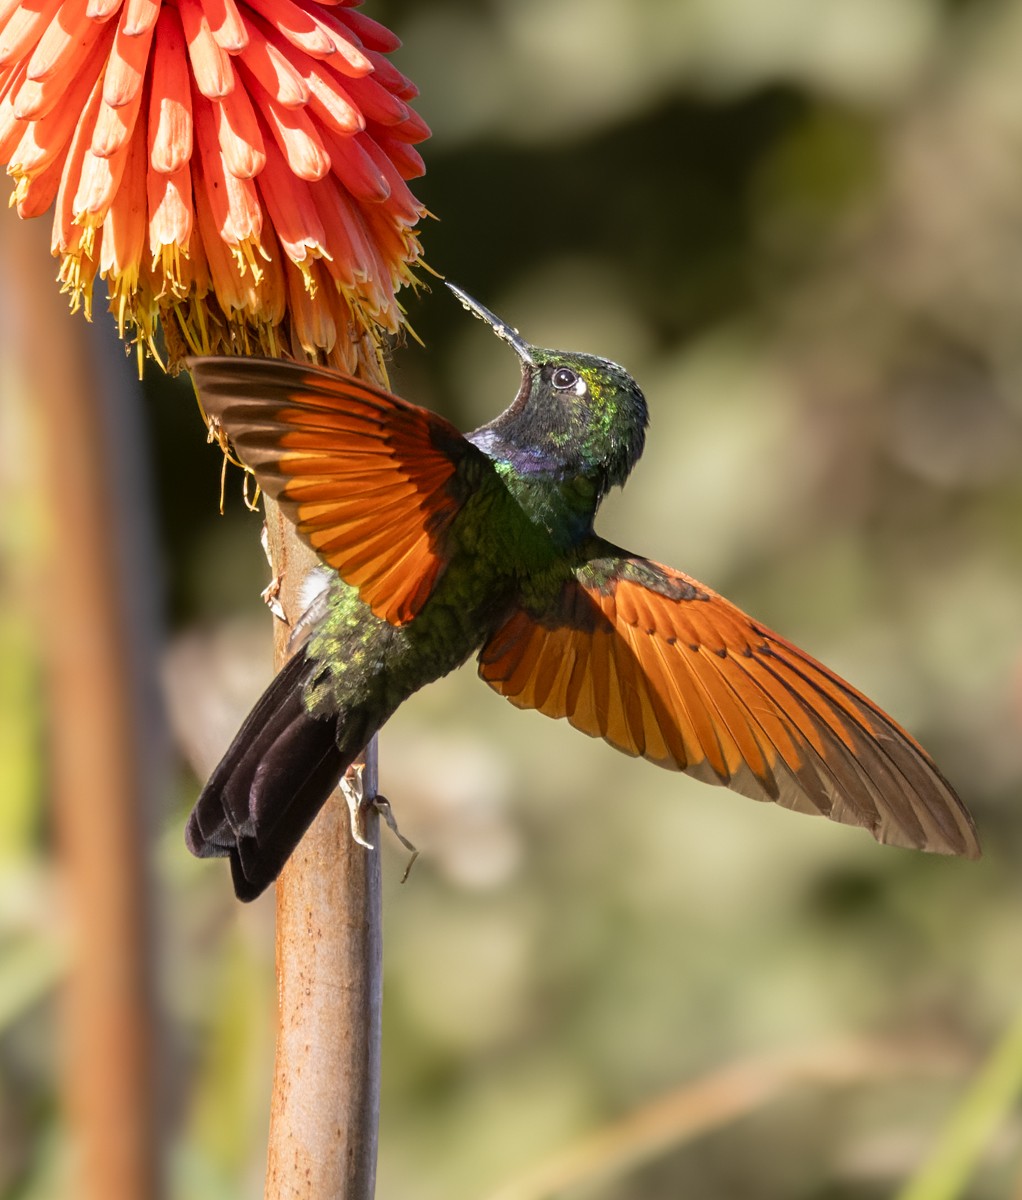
[449,284,649,492]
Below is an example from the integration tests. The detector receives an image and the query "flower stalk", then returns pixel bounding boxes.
[262,499,383,1200]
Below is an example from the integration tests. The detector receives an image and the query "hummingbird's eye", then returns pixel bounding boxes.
[552,367,579,390]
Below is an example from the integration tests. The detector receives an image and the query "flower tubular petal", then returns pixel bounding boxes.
[237,13,309,107]
[193,97,261,252]
[319,122,387,203]
[215,82,266,178]
[147,160,193,263]
[199,0,248,52]
[103,5,156,107]
[86,0,124,21]
[246,69,328,180]
[122,0,159,37]
[148,6,192,172]
[179,0,234,99]
[0,0,64,69]
[242,0,332,59]
[256,131,328,269]
[26,0,94,84]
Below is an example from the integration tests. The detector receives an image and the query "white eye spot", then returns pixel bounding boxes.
[551,366,588,397]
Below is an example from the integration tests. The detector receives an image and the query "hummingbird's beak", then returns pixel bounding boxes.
[446,282,535,367]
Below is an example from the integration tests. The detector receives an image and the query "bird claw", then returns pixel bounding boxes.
[260,575,286,622]
[373,793,420,883]
[340,768,376,850]
[259,526,287,621]
[338,771,419,881]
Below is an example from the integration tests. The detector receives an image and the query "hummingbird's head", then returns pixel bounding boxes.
[449,284,648,491]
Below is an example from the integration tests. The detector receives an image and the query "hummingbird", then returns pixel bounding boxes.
[186,284,980,899]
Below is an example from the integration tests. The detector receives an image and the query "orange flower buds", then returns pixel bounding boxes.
[0,0,429,373]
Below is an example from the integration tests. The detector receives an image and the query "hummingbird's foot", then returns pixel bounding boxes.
[338,770,420,879]
[340,766,376,850]
[372,794,420,883]
[260,575,285,621]
[258,525,286,621]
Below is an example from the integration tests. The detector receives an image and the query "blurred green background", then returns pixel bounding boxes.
[3,0,1022,1196]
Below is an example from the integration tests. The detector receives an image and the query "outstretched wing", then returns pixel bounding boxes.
[191,357,492,625]
[478,545,979,858]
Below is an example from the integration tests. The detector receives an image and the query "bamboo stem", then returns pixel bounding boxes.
[262,499,382,1200]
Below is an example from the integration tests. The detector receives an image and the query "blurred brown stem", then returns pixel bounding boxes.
[262,500,382,1200]
[484,1037,967,1200]
[0,212,160,1194]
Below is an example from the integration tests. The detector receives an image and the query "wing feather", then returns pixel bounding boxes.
[190,356,490,625]
[478,547,979,858]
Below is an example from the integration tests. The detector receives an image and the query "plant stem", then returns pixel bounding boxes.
[485,1037,965,1200]
[262,499,382,1200]
[0,206,161,1198]
[894,1007,1022,1200]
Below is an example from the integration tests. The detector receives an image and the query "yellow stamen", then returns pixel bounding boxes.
[229,236,267,285]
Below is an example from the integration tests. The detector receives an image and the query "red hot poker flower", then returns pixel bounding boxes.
[0,0,429,374]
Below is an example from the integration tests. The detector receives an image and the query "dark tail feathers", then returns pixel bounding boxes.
[186,649,361,901]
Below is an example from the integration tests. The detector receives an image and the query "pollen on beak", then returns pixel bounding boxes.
[447,282,535,367]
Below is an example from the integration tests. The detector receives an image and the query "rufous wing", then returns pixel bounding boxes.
[478,547,979,858]
[191,357,490,625]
